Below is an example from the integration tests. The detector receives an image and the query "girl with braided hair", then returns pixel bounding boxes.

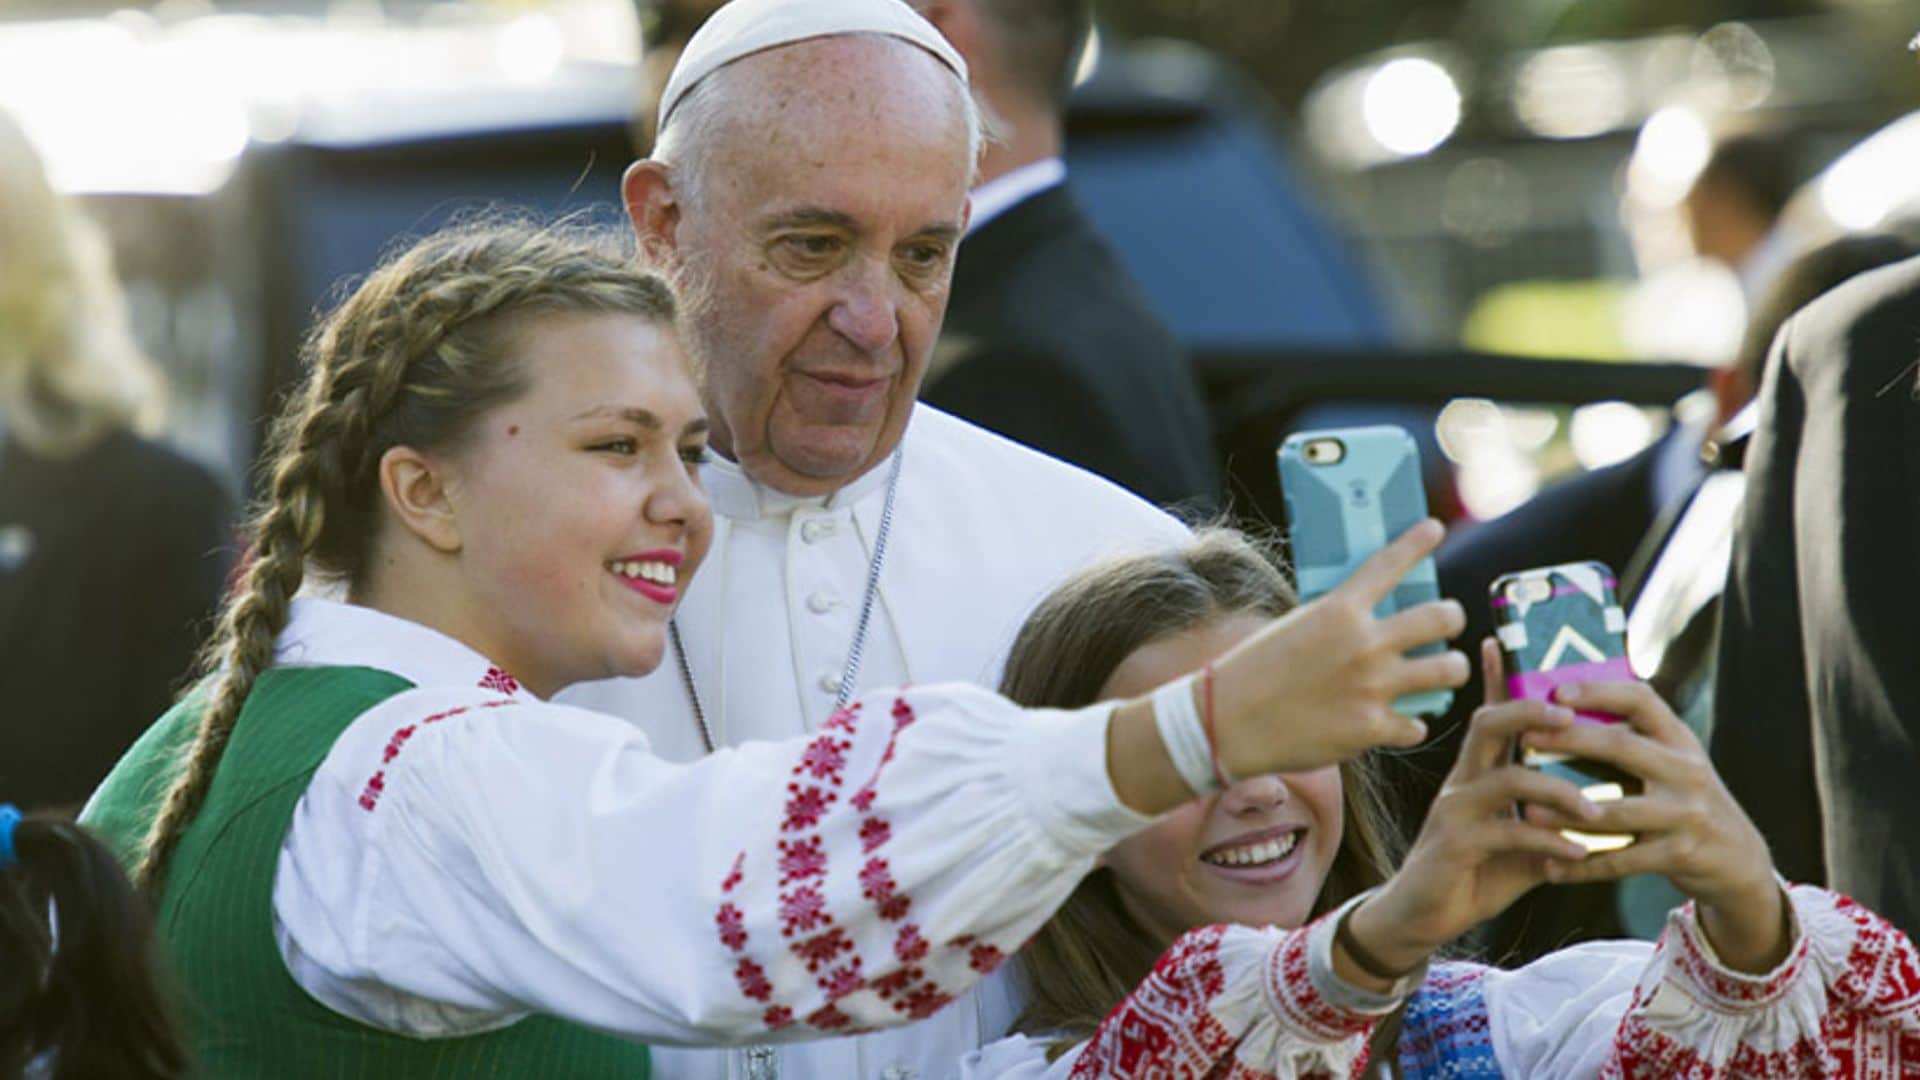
[79,218,1475,1076]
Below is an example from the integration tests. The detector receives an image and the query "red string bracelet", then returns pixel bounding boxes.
[1200,662,1234,788]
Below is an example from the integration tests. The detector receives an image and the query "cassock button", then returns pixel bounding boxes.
[818,672,844,695]
[807,591,836,614]
[800,518,834,544]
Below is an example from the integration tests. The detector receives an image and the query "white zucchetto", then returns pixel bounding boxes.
[656,0,969,134]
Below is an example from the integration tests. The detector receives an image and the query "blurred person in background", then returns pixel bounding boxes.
[1714,213,1920,931]
[0,109,233,815]
[0,804,190,1079]
[1415,232,1916,963]
[1682,129,1808,308]
[909,0,1221,509]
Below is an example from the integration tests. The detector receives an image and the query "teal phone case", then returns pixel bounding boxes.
[1279,425,1451,719]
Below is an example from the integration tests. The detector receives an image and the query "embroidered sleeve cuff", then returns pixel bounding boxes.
[1666,883,1808,1012]
[1305,891,1426,1018]
[1008,701,1156,860]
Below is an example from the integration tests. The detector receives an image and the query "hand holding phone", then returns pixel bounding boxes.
[1278,425,1452,718]
[1489,560,1637,851]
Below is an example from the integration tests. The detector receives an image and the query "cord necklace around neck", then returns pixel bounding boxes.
[670,448,905,755]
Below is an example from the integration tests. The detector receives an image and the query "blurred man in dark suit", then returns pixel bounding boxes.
[1714,248,1920,931]
[910,0,1220,509]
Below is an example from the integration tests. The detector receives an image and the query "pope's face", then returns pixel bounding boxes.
[654,36,973,497]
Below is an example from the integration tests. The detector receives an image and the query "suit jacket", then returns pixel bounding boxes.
[1714,254,1920,928]
[0,429,234,812]
[923,182,1220,509]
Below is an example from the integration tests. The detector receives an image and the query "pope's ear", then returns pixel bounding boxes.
[623,159,680,265]
[378,445,462,555]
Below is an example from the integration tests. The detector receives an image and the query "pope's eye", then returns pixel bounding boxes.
[591,438,638,455]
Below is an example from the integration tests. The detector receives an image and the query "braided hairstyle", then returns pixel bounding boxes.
[131,220,679,897]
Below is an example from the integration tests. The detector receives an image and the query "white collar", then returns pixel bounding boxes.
[698,427,905,522]
[966,157,1066,236]
[276,596,539,702]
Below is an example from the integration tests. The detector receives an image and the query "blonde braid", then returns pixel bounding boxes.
[132,331,413,896]
[132,219,678,900]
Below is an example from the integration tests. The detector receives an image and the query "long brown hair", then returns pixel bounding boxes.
[131,219,680,897]
[999,528,1405,1061]
[2,812,190,1079]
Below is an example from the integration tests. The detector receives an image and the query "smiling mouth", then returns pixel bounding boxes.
[608,557,680,605]
[1199,828,1303,870]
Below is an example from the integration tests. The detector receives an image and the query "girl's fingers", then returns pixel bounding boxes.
[1527,795,1676,837]
[1456,700,1576,778]
[1475,819,1591,863]
[1481,637,1508,706]
[1388,649,1472,699]
[1455,764,1599,822]
[1553,681,1691,748]
[1339,519,1445,610]
[1521,720,1687,788]
[1379,599,1467,654]
[1545,836,1679,885]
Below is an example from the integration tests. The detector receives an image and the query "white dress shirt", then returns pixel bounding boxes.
[269,595,1156,1051]
[562,404,1189,1078]
[966,158,1066,236]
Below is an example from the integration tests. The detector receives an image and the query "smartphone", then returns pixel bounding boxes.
[1278,425,1451,719]
[1489,560,1638,852]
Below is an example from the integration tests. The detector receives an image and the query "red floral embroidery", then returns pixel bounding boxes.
[870,966,921,999]
[779,886,829,936]
[762,1005,794,1030]
[477,666,520,695]
[357,699,514,812]
[820,959,864,1000]
[734,958,773,1002]
[794,927,854,973]
[806,1003,852,1031]
[715,902,748,952]
[1266,918,1372,1041]
[859,857,898,902]
[797,737,850,783]
[969,943,1005,974]
[1068,925,1248,1079]
[777,837,827,885]
[894,924,929,964]
[877,893,911,921]
[783,783,834,832]
[722,851,745,894]
[822,702,861,733]
[859,816,891,853]
[1599,888,1920,1079]
[902,983,954,1020]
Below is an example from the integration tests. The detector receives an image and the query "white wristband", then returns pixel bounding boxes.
[1152,675,1219,796]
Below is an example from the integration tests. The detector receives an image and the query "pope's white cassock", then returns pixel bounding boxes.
[562,403,1188,1080]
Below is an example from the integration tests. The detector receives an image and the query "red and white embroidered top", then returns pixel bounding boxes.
[269,597,1152,1046]
[962,885,1920,1078]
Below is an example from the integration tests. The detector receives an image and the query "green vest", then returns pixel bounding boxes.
[86,665,652,1079]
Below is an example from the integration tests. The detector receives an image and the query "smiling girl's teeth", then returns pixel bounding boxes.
[1202,831,1300,868]
[611,560,677,585]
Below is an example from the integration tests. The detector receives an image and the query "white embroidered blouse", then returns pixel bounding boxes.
[959,885,1920,1078]
[268,596,1154,1047]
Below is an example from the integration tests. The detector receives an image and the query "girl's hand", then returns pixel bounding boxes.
[1211,519,1471,779]
[1522,679,1789,973]
[1338,640,1594,985]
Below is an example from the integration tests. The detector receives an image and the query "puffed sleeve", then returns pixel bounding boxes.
[273,682,1152,1045]
[1049,902,1401,1079]
[1585,884,1920,1077]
